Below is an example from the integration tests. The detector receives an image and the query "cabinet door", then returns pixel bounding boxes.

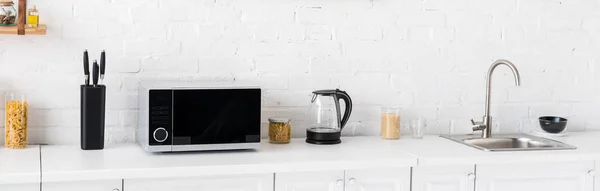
[0,183,40,191]
[275,170,344,191]
[345,167,410,191]
[125,173,273,191]
[588,160,600,191]
[42,179,123,191]
[476,161,594,191]
[412,165,475,191]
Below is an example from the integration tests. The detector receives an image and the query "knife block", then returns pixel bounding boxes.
[80,85,106,150]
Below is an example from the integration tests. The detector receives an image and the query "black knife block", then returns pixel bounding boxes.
[80,85,106,150]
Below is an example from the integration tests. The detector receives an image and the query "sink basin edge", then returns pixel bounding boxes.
[440,134,577,152]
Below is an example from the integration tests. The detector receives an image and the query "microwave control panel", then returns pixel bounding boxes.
[149,90,172,145]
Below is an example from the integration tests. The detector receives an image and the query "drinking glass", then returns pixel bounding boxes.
[409,117,426,139]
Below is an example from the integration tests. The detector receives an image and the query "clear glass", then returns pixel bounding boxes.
[0,2,17,26]
[27,6,38,28]
[268,117,291,144]
[5,92,28,149]
[381,107,401,140]
[307,94,340,133]
[409,117,426,139]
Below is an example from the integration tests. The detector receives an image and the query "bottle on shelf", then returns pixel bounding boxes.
[27,5,38,28]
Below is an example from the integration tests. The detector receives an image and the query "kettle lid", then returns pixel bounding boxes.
[312,89,342,95]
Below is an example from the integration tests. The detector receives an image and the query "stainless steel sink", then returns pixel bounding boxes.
[440,61,576,152]
[441,134,576,151]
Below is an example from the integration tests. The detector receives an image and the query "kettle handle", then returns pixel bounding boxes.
[336,89,353,130]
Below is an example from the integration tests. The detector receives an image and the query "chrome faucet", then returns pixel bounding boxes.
[471,60,521,138]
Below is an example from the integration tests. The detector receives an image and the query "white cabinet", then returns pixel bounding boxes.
[275,168,411,191]
[588,159,600,191]
[346,168,410,191]
[125,173,273,191]
[476,161,594,191]
[412,165,475,191]
[0,183,40,191]
[42,179,123,191]
[275,170,344,191]
[0,146,41,191]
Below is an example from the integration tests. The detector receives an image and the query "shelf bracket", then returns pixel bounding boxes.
[17,0,26,35]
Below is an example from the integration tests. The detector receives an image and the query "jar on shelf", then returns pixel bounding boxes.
[268,117,291,144]
[27,5,38,28]
[0,0,16,26]
[5,93,28,149]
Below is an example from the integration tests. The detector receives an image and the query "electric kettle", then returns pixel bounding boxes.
[306,89,353,145]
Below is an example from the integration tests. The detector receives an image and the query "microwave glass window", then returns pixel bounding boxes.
[172,89,261,145]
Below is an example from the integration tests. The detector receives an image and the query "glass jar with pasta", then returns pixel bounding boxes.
[5,93,28,149]
[268,117,291,144]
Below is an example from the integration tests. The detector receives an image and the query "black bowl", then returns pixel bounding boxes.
[539,116,568,134]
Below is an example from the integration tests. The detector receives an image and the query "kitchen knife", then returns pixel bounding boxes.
[83,50,90,86]
[100,50,105,85]
[92,60,99,87]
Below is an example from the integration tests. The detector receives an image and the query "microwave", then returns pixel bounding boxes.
[137,83,261,152]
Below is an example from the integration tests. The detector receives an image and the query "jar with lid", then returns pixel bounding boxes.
[381,107,401,140]
[27,5,38,28]
[0,0,16,26]
[5,93,28,149]
[268,117,291,144]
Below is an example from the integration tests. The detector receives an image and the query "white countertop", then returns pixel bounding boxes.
[40,137,418,182]
[3,132,600,184]
[0,145,40,185]
[398,133,600,166]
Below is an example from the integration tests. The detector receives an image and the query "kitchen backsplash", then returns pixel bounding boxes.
[0,0,598,144]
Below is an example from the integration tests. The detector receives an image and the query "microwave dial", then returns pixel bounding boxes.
[153,127,168,143]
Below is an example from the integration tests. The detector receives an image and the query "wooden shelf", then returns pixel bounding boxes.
[0,24,46,35]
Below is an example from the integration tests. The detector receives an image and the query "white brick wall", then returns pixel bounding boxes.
[1,0,599,145]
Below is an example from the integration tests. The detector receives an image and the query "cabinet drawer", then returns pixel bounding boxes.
[346,168,410,191]
[42,179,122,191]
[125,174,273,191]
[412,165,475,191]
[275,170,344,191]
[0,183,40,191]
[476,161,594,191]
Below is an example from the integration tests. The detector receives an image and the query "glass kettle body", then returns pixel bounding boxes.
[306,89,352,145]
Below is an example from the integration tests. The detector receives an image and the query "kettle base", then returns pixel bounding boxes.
[305,138,341,145]
[306,128,342,145]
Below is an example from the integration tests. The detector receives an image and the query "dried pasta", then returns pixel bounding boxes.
[269,121,291,144]
[5,101,28,149]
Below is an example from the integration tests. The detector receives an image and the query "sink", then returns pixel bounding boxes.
[440,134,576,151]
[441,61,577,152]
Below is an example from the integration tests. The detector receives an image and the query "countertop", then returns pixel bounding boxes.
[399,133,600,166]
[2,132,600,184]
[40,137,418,182]
[0,145,40,184]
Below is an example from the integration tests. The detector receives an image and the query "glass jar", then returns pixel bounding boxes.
[268,117,291,144]
[27,5,38,28]
[0,1,17,26]
[5,93,28,149]
[381,107,401,140]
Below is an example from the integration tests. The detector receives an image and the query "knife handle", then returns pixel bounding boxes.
[100,50,105,76]
[84,50,90,86]
[92,60,99,87]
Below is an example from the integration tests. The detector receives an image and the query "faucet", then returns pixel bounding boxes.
[471,60,521,138]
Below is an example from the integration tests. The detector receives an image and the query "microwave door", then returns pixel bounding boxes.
[172,89,261,145]
[198,101,255,143]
